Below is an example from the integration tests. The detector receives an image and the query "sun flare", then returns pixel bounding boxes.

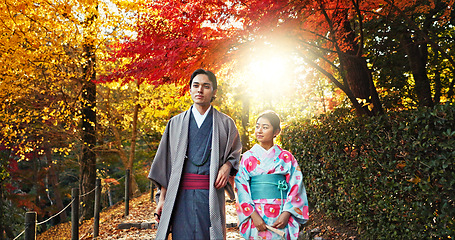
[248,54,288,86]
[242,42,298,103]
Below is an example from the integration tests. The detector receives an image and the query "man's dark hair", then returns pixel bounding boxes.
[190,69,217,90]
[257,110,281,132]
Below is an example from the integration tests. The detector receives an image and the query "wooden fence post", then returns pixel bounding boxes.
[93,178,101,238]
[125,169,130,217]
[72,188,79,240]
[24,211,36,240]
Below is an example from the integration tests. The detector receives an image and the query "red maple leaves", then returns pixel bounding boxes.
[104,0,451,90]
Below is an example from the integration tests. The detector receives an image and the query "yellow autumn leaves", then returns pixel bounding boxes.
[0,0,142,158]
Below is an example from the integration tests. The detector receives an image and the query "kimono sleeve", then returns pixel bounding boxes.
[234,152,255,225]
[282,152,309,225]
[214,109,242,175]
[148,120,173,190]
[224,117,242,174]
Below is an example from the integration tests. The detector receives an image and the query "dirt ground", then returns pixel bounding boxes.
[38,192,359,239]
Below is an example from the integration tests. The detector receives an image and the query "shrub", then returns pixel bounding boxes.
[282,104,455,239]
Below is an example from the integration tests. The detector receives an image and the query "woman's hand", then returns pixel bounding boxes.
[215,162,232,189]
[251,211,267,232]
[271,211,291,229]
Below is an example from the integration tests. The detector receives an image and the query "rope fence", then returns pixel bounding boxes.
[11,172,130,240]
[79,186,97,198]
[12,229,26,240]
[38,198,76,226]
[13,197,78,240]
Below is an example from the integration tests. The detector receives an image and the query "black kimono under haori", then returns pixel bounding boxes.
[171,108,213,239]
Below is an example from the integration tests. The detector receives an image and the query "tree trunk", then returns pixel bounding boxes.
[127,85,141,197]
[340,54,383,116]
[401,33,433,107]
[44,143,67,222]
[240,96,250,152]
[338,15,383,116]
[80,4,98,220]
[80,72,97,220]
[103,88,140,196]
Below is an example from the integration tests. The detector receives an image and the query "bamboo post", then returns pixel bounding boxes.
[24,211,36,240]
[93,178,101,238]
[125,169,130,217]
[71,188,79,240]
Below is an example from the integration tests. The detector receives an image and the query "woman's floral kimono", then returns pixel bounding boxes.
[235,144,309,240]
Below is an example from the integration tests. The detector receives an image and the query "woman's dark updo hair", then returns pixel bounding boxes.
[256,110,281,132]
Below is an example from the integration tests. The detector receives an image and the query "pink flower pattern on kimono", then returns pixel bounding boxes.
[288,216,296,228]
[241,220,250,234]
[242,184,249,193]
[273,198,283,205]
[244,156,258,172]
[289,184,299,196]
[291,194,304,207]
[278,150,292,163]
[241,203,254,216]
[264,204,280,218]
[288,184,305,207]
[302,206,309,219]
[255,204,263,215]
[258,230,273,239]
[294,205,309,219]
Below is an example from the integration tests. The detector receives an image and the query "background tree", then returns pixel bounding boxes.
[109,0,385,116]
[80,0,98,220]
[0,0,142,231]
[0,0,84,228]
[111,0,454,118]
[367,0,454,108]
[96,81,191,196]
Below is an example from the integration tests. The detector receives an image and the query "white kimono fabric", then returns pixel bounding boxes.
[148,107,242,240]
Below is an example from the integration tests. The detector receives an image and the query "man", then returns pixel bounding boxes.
[148,69,242,239]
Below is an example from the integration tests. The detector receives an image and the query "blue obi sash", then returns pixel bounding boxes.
[250,174,288,200]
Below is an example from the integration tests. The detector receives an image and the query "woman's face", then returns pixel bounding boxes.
[255,117,278,146]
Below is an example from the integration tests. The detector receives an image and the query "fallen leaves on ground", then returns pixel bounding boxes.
[38,193,359,239]
[301,209,360,239]
[38,193,241,239]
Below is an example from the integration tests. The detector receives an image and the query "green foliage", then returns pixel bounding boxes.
[282,104,455,239]
[0,149,25,238]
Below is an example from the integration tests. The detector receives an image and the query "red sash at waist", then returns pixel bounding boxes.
[181,173,210,190]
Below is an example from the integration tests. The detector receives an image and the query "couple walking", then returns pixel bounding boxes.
[148,69,309,240]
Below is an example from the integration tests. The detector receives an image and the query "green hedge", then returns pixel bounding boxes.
[282,104,455,239]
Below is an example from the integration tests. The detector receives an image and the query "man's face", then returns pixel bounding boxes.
[190,74,217,107]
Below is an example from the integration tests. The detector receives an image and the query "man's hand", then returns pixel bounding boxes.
[155,187,167,222]
[214,162,232,189]
[271,211,291,229]
[155,201,164,222]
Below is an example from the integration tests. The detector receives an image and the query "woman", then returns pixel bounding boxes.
[235,111,309,240]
